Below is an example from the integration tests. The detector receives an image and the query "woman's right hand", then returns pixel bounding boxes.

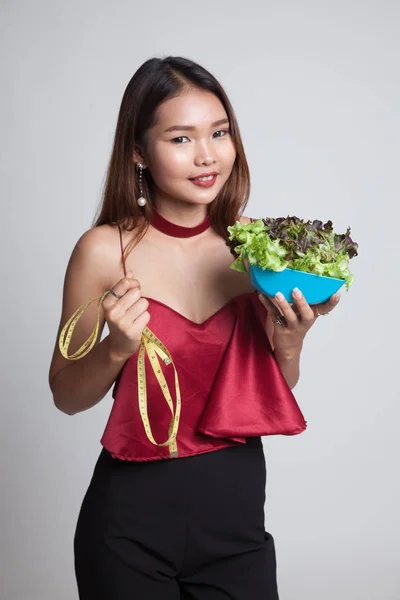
[102,271,150,361]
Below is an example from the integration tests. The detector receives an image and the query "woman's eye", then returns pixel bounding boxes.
[213,129,230,138]
[171,136,190,144]
[171,129,230,144]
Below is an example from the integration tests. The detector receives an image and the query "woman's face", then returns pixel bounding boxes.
[137,90,237,210]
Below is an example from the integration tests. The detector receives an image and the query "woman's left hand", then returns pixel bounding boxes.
[258,287,341,360]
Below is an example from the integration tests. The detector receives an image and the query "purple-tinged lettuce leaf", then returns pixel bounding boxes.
[227,216,359,289]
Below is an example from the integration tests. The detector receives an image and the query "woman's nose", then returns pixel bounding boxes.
[194,140,217,166]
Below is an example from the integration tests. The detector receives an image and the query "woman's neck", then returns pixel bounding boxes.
[153,201,208,228]
[150,204,211,238]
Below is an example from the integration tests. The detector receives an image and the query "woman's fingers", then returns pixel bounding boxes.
[102,272,150,360]
[258,293,283,319]
[259,293,295,327]
[289,289,315,326]
[102,272,141,310]
[314,293,341,316]
[260,289,318,329]
[291,290,341,319]
[111,286,143,314]
[103,271,150,326]
[124,297,150,324]
[271,293,299,327]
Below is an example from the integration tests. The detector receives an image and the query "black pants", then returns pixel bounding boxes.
[74,437,279,599]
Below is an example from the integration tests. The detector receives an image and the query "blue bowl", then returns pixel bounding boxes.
[249,264,345,305]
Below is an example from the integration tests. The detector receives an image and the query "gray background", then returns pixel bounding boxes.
[1,0,399,598]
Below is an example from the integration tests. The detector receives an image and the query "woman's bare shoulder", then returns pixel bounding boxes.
[74,222,115,248]
[71,223,125,288]
[239,215,252,225]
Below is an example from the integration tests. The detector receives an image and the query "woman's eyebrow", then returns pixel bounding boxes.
[164,118,229,133]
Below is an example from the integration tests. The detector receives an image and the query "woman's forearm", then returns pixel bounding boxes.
[274,347,302,390]
[50,335,129,415]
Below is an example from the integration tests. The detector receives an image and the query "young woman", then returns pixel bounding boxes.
[48,56,339,599]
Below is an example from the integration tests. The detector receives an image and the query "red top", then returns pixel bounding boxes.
[100,225,307,461]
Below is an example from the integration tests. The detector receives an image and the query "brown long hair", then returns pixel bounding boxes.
[92,55,251,257]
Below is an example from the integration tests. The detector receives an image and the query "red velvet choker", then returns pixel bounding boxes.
[150,207,211,238]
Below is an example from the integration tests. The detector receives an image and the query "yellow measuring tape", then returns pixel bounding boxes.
[58,290,181,457]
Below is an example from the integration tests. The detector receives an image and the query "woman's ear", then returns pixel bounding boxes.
[133,156,147,169]
[133,145,147,169]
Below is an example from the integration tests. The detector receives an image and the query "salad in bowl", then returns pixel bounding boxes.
[227,215,359,305]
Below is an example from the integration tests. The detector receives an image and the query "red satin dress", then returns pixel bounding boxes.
[100,213,307,462]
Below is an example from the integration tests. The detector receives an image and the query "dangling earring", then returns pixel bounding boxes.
[136,163,147,207]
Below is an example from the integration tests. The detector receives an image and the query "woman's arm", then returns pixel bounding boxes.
[262,293,301,389]
[240,215,303,389]
[274,347,301,390]
[48,226,127,415]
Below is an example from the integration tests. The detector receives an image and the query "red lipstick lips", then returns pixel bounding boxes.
[189,171,219,179]
[189,172,219,188]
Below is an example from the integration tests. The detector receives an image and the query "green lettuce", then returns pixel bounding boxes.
[227,216,359,289]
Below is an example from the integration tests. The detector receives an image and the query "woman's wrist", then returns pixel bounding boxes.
[103,336,133,365]
[273,346,302,390]
[273,343,303,364]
